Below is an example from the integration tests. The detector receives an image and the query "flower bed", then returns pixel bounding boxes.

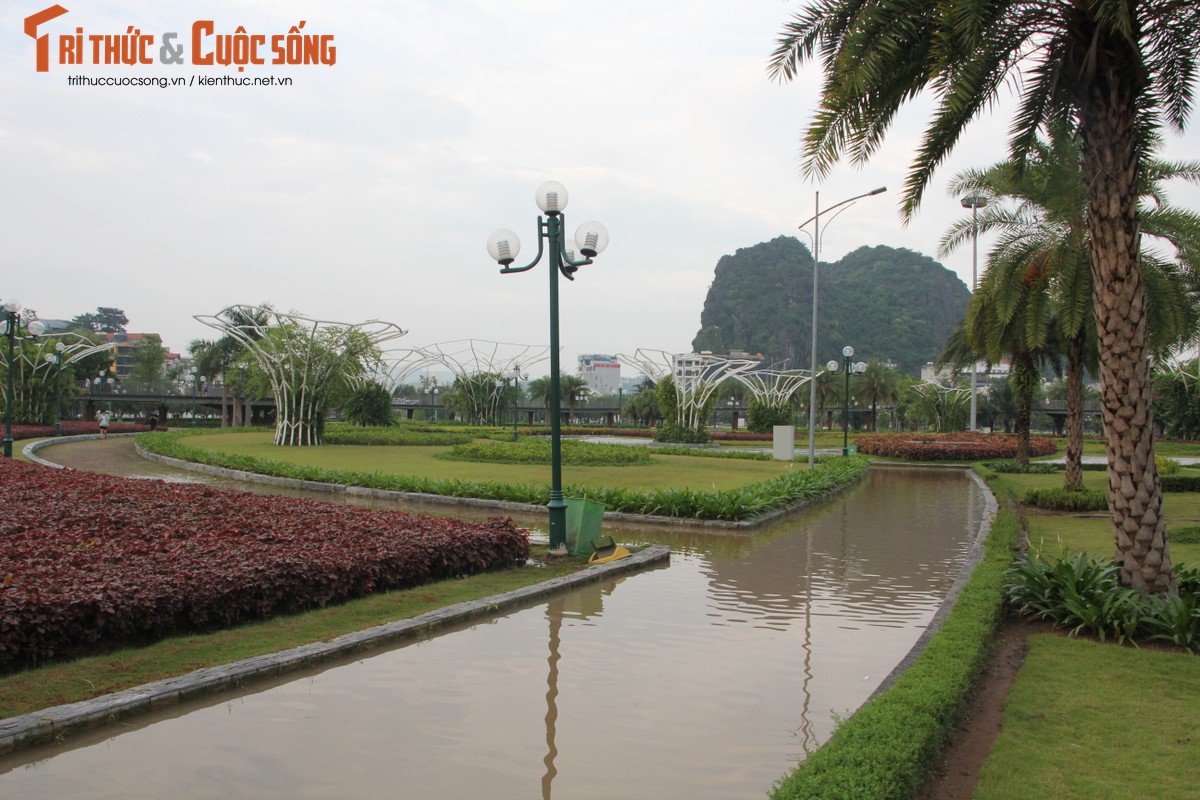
[6,421,163,440]
[0,459,528,672]
[855,432,1057,461]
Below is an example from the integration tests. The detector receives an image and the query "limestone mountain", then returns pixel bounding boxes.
[691,236,969,375]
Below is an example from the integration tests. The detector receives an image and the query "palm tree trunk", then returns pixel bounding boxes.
[1079,67,1173,592]
[1011,353,1037,467]
[1064,335,1085,489]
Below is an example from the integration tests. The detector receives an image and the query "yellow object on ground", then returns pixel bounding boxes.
[587,535,631,564]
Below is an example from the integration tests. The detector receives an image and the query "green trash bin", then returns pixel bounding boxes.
[565,497,605,556]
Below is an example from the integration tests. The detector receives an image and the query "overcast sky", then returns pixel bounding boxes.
[4,1,1198,379]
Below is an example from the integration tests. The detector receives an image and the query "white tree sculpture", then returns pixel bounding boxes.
[196,306,407,446]
[619,349,764,430]
[411,339,550,424]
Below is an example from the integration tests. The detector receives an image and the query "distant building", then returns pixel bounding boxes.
[103,332,177,378]
[578,354,621,395]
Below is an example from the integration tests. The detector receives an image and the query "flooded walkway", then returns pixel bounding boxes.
[2,439,988,798]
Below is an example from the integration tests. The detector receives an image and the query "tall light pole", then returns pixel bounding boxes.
[826,346,867,456]
[2,300,46,457]
[488,180,610,554]
[798,187,886,467]
[961,194,988,431]
[511,364,526,440]
[44,341,66,436]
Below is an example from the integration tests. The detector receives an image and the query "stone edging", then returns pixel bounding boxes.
[0,545,670,756]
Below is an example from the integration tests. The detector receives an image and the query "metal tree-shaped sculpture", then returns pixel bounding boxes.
[196,306,407,446]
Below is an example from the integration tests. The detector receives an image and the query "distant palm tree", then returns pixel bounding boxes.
[857,360,900,431]
[560,375,590,424]
[942,124,1200,484]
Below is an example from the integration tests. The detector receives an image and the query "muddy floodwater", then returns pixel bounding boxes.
[3,440,987,799]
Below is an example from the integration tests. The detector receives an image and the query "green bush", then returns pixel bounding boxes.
[1023,486,1107,511]
[1004,552,1200,649]
[770,488,1017,799]
[441,438,653,467]
[746,399,792,434]
[1171,526,1200,545]
[340,383,395,427]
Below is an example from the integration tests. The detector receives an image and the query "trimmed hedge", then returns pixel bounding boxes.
[441,438,653,466]
[6,421,164,440]
[856,432,1056,461]
[1023,486,1108,512]
[771,480,1015,799]
[323,426,472,446]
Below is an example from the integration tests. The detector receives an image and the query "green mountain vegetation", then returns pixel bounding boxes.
[691,237,969,375]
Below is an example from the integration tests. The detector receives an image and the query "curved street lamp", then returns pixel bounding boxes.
[2,299,47,457]
[961,194,988,430]
[488,180,610,554]
[798,187,886,466]
[826,345,866,456]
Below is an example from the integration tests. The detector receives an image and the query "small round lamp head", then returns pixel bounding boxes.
[55,341,66,352]
[855,361,867,373]
[826,359,840,372]
[842,345,855,358]
[575,221,609,258]
[487,229,521,266]
[27,320,45,336]
[535,181,569,216]
[44,353,57,365]
[3,299,20,314]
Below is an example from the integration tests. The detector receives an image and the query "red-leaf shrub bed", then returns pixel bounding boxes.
[854,432,1057,461]
[8,422,164,440]
[0,459,528,671]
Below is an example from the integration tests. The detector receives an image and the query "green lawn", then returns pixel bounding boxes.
[184,431,802,491]
[975,634,1200,800]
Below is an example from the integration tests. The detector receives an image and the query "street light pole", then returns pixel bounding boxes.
[44,342,65,436]
[2,300,46,458]
[511,364,525,440]
[961,194,988,431]
[488,181,610,554]
[798,187,886,467]
[826,346,866,456]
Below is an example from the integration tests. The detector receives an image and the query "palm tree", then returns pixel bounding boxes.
[857,360,900,431]
[770,0,1199,591]
[942,299,1060,466]
[560,375,590,425]
[526,376,552,421]
[942,123,1200,486]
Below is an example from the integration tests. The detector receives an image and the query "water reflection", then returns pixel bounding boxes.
[6,447,987,798]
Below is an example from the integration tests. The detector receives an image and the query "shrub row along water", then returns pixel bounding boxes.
[136,430,868,522]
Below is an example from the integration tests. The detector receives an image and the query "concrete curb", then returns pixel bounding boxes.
[0,545,670,756]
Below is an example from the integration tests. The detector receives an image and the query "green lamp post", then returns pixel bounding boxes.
[44,341,66,436]
[2,299,46,458]
[826,345,866,456]
[487,180,610,554]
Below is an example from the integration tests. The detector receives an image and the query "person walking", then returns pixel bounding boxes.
[96,409,112,439]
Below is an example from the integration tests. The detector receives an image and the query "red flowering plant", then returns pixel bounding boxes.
[855,432,1057,461]
[0,459,528,671]
[7,421,164,440]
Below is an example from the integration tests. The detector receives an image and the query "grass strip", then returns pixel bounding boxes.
[770,475,1015,800]
[0,556,580,720]
[974,634,1200,800]
[137,430,868,521]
